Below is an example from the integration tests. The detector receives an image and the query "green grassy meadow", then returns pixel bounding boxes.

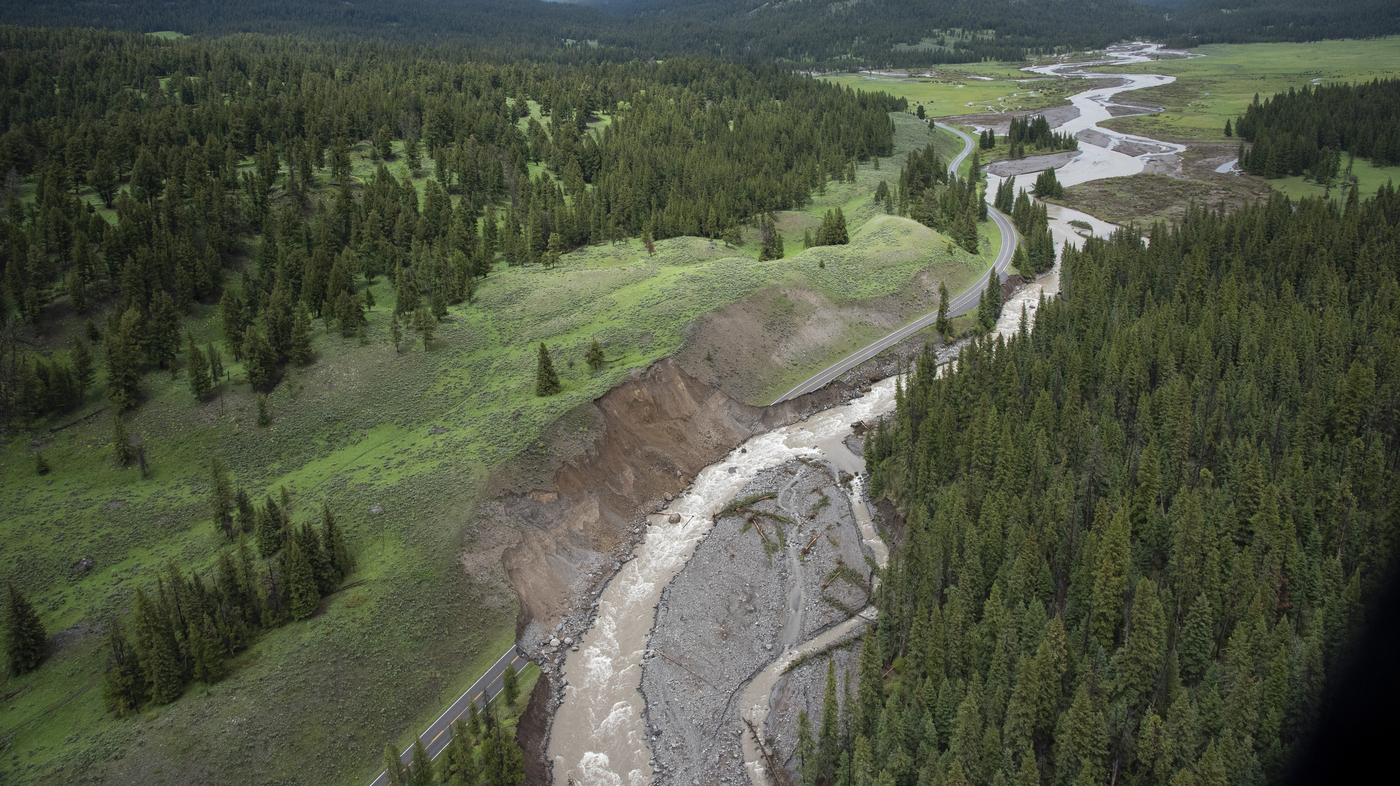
[1099,37,1400,142]
[0,107,998,784]
[819,65,1088,119]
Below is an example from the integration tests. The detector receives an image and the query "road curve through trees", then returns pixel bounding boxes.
[366,646,530,786]
[772,123,1014,404]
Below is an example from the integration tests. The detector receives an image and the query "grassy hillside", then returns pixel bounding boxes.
[0,111,998,784]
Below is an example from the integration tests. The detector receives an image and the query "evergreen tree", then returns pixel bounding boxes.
[207,344,224,383]
[70,338,94,401]
[819,659,841,779]
[285,538,321,621]
[408,738,434,786]
[322,504,355,582]
[132,588,184,705]
[188,339,212,400]
[383,744,407,786]
[1091,507,1132,651]
[936,282,950,337]
[444,718,480,785]
[1116,578,1166,703]
[1178,593,1215,685]
[479,716,525,786]
[112,412,134,466]
[978,271,1002,331]
[798,710,817,785]
[586,339,606,371]
[535,343,561,396]
[502,663,520,708]
[210,458,234,538]
[391,311,403,353]
[412,306,436,349]
[257,394,271,427]
[3,581,47,676]
[100,619,146,717]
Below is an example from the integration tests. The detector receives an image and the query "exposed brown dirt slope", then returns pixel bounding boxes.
[486,358,856,782]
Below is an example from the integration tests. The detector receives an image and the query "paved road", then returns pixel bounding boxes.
[367,646,530,786]
[771,123,1015,404]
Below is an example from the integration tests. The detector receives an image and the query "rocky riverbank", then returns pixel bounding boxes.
[639,458,873,784]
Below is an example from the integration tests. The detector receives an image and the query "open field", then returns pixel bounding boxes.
[0,108,992,784]
[1099,37,1400,142]
[819,66,1089,119]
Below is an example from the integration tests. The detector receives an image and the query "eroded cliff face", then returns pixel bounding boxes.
[495,357,852,639]
[486,357,855,782]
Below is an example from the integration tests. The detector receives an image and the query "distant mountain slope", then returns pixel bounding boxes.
[1135,0,1400,44]
[2,0,1396,64]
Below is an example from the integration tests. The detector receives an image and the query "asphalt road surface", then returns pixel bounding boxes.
[367,646,529,786]
[771,123,1016,404]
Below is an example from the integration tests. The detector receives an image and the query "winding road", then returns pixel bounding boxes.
[366,646,529,786]
[771,123,1015,404]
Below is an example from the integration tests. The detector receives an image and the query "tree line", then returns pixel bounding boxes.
[982,117,1079,161]
[103,477,354,716]
[0,26,899,427]
[805,185,1400,786]
[1235,78,1400,183]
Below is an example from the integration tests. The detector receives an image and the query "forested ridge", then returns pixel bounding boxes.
[6,0,1399,70]
[1236,78,1400,182]
[825,187,1400,786]
[0,25,898,426]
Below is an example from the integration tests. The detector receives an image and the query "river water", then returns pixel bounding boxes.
[548,41,1187,786]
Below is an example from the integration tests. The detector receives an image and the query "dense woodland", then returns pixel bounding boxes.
[4,0,1398,70]
[837,188,1400,786]
[0,26,898,427]
[1237,78,1400,182]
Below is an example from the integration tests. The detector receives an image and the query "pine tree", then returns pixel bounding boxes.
[535,343,561,396]
[502,663,520,708]
[936,281,950,337]
[112,412,134,466]
[322,504,355,582]
[819,659,841,779]
[132,588,184,705]
[445,718,480,785]
[188,339,212,400]
[586,339,605,371]
[798,710,818,785]
[1091,506,1132,651]
[210,458,234,538]
[391,311,403,353]
[255,501,284,559]
[1116,577,1166,703]
[257,394,271,427]
[101,619,146,717]
[284,538,321,621]
[857,627,884,739]
[412,306,436,348]
[190,613,225,685]
[479,716,525,786]
[1055,682,1107,785]
[71,338,94,401]
[383,743,407,786]
[979,271,1002,331]
[206,343,224,383]
[3,581,47,675]
[408,738,434,786]
[1179,593,1215,685]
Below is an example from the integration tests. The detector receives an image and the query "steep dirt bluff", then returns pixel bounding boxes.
[485,357,857,781]
[493,358,852,639]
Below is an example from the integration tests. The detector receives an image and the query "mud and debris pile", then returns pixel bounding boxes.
[640,459,872,784]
